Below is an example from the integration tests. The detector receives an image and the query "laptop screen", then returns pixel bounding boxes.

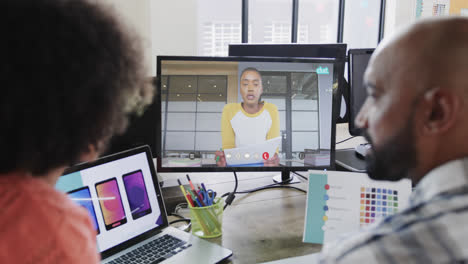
[56,147,165,253]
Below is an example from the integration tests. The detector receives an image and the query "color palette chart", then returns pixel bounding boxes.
[303,170,411,245]
[360,187,399,226]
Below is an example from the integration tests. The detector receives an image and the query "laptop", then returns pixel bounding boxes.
[56,145,232,263]
[224,136,281,166]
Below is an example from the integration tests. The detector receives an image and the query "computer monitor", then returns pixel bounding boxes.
[348,49,374,136]
[156,56,342,182]
[228,43,348,123]
[228,43,347,60]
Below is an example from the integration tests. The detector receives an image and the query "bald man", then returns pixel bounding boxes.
[318,17,468,263]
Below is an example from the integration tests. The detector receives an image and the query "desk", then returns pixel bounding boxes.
[162,171,322,264]
[159,124,364,263]
[335,123,368,172]
[335,123,367,150]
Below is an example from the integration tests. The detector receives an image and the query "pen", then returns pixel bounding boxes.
[186,174,196,193]
[177,179,187,196]
[178,179,195,207]
[186,193,195,207]
[201,183,208,193]
[187,189,203,207]
[196,189,206,207]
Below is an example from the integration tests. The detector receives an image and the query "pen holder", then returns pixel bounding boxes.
[190,198,223,238]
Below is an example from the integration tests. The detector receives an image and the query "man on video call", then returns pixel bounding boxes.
[318,17,468,262]
[215,67,280,167]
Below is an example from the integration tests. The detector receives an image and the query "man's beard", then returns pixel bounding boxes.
[363,117,418,182]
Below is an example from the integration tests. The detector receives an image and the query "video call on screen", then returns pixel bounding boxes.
[160,59,335,168]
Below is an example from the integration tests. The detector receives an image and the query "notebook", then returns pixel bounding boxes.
[56,145,232,263]
[224,136,281,166]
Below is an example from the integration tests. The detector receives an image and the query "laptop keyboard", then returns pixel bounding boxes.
[107,234,192,264]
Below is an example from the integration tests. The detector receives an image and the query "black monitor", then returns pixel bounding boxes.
[348,49,374,136]
[228,43,348,123]
[156,56,342,183]
[228,43,347,60]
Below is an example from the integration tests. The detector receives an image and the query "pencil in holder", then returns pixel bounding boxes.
[190,197,223,238]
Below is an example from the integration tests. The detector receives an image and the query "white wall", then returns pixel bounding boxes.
[150,1,198,75]
[101,0,152,76]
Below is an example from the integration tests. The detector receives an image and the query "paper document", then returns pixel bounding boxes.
[224,137,281,166]
[303,170,412,244]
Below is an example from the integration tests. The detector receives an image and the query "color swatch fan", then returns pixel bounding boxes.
[303,170,412,244]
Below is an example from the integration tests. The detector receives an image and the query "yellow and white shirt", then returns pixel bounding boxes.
[221,102,280,150]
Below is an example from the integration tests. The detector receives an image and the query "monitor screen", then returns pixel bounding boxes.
[229,44,348,124]
[348,49,374,136]
[156,56,340,172]
[56,149,164,254]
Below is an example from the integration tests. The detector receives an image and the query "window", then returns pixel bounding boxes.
[343,0,381,49]
[197,0,242,56]
[298,0,340,44]
[264,22,292,43]
[151,0,241,73]
[202,22,242,56]
[249,0,293,43]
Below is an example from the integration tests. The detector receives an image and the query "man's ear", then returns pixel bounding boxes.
[79,144,99,163]
[420,88,461,135]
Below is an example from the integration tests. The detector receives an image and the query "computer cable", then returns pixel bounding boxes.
[168,217,191,232]
[292,171,308,181]
[168,204,192,231]
[233,185,306,194]
[220,182,279,198]
[223,170,238,210]
[336,136,356,145]
[168,208,190,224]
[220,181,306,197]
[168,218,191,225]
[168,212,186,220]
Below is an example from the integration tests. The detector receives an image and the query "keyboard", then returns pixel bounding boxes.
[107,234,192,264]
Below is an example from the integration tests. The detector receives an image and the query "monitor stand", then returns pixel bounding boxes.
[272,171,300,184]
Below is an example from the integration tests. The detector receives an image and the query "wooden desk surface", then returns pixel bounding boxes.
[163,171,322,264]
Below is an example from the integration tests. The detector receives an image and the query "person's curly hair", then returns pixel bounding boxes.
[0,0,153,175]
